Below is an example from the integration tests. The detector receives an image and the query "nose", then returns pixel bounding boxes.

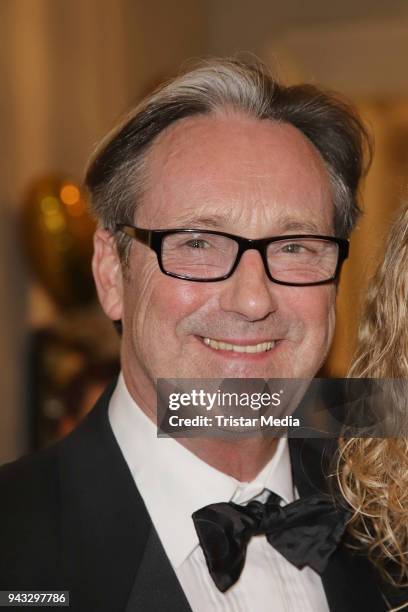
[219,249,279,321]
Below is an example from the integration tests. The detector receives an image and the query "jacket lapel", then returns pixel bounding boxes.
[125,527,192,612]
[289,438,387,612]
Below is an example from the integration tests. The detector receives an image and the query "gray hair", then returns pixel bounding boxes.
[85,58,372,261]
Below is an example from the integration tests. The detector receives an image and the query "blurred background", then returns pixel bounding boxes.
[1,0,408,464]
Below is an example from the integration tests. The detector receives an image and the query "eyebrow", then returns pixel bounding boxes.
[169,212,323,234]
[170,212,235,229]
[277,218,322,233]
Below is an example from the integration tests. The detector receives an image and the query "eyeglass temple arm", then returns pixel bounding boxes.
[116,224,152,247]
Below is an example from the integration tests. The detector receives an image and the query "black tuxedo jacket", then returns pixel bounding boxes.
[0,383,404,611]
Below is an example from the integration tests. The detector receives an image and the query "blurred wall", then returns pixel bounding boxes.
[207,0,408,58]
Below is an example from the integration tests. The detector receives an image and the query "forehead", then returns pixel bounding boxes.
[137,112,334,234]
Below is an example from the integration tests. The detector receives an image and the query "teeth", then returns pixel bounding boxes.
[203,338,275,353]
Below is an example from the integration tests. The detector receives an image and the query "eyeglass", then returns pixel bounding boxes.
[116,224,349,286]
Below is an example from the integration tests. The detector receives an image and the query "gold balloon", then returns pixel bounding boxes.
[21,176,96,311]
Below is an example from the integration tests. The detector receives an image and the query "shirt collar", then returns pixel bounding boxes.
[109,373,294,569]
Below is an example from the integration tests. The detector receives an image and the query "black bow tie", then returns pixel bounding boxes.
[192,491,351,592]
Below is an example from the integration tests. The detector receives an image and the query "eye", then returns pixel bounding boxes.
[184,239,211,249]
[281,243,304,253]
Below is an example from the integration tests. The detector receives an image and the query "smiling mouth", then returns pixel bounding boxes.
[202,337,275,353]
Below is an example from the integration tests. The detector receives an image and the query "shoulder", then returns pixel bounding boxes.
[0,443,59,498]
[0,444,62,588]
[0,379,116,524]
[0,381,116,589]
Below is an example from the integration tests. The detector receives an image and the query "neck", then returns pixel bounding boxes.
[121,367,279,481]
[177,437,279,481]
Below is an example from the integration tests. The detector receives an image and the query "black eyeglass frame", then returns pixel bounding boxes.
[115,224,349,287]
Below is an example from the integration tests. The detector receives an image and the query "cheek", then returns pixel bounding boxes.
[283,286,336,377]
[128,266,211,350]
[304,286,336,341]
[289,285,336,339]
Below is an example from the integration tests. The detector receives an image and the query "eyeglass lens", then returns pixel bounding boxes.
[161,232,339,282]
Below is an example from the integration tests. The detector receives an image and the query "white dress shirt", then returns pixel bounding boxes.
[109,374,329,612]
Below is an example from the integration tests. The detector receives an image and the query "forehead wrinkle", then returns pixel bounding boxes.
[138,197,329,235]
[164,207,242,229]
[138,114,333,232]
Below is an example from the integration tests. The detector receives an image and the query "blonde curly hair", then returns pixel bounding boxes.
[337,203,408,588]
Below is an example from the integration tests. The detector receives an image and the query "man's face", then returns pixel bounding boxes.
[95,113,337,414]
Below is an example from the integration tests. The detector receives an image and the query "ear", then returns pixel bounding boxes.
[92,229,124,321]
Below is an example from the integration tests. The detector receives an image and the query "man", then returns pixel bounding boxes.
[0,60,401,611]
